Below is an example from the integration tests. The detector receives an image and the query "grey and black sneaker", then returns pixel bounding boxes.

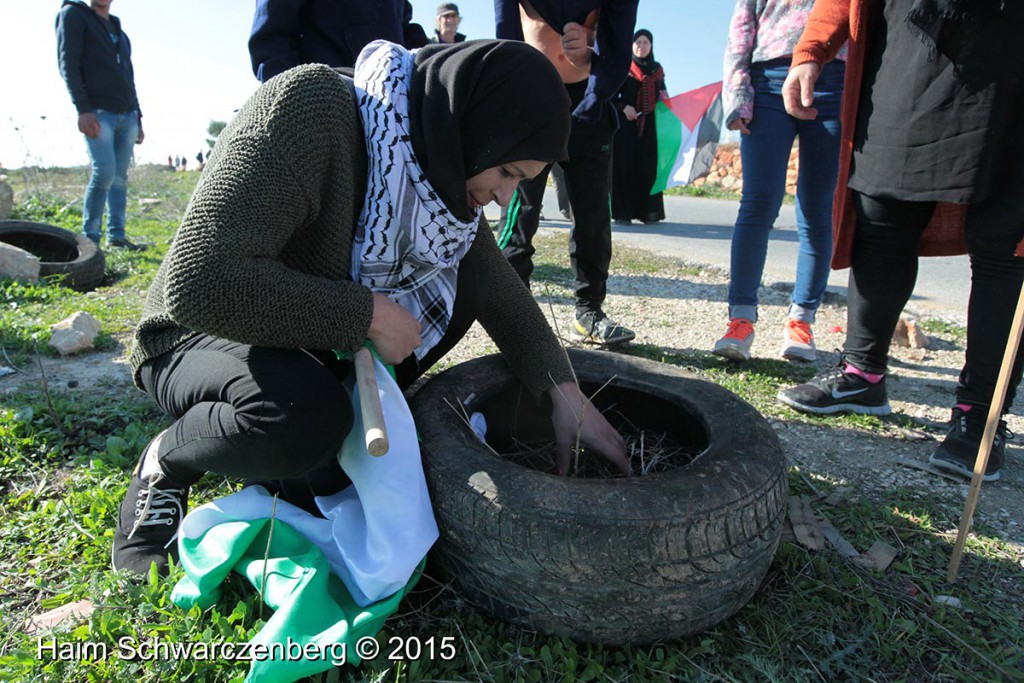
[107,238,147,252]
[574,310,636,346]
[929,407,1010,481]
[111,450,189,576]
[777,361,891,415]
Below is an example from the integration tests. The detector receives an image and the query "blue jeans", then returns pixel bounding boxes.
[727,59,844,323]
[82,109,139,243]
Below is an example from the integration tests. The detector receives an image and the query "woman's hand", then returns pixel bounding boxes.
[367,293,421,364]
[782,62,821,120]
[622,104,638,121]
[549,381,629,476]
[727,117,751,135]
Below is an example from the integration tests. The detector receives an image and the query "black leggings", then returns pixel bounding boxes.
[845,190,1024,410]
[137,245,485,505]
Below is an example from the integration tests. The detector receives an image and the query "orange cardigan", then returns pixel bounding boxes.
[790,0,971,270]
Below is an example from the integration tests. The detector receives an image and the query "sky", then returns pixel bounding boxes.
[0,1,736,170]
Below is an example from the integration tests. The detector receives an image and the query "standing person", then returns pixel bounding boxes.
[112,40,629,576]
[776,0,1024,481]
[249,0,429,82]
[167,154,173,169]
[432,3,466,44]
[495,0,640,346]
[611,29,667,226]
[56,0,145,251]
[712,0,846,362]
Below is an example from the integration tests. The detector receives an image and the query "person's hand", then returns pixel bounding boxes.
[78,112,100,138]
[782,62,821,120]
[367,293,422,364]
[136,119,145,144]
[561,21,595,70]
[727,117,751,135]
[622,104,638,121]
[549,381,629,476]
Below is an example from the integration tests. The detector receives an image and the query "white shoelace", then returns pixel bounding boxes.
[128,474,185,549]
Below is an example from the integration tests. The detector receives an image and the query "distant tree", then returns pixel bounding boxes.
[206,120,227,149]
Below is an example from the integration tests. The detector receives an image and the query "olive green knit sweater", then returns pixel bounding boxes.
[129,64,573,399]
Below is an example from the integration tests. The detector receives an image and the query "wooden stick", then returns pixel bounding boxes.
[947,281,1024,582]
[353,347,389,457]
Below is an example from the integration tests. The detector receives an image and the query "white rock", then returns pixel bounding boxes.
[0,241,40,283]
[48,311,102,356]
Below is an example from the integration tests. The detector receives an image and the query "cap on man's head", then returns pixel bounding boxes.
[436,2,460,17]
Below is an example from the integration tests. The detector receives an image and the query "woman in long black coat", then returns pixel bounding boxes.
[611,29,667,224]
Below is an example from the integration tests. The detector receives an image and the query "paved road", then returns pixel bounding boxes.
[511,190,972,323]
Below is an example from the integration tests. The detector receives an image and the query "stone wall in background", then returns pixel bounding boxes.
[691,142,800,196]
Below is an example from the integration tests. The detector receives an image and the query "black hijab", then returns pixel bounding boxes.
[408,40,571,221]
[631,29,658,75]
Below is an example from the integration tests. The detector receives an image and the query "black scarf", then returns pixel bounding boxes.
[407,40,571,221]
[907,0,1017,90]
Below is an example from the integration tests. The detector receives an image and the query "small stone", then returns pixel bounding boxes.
[48,311,102,356]
[934,595,963,609]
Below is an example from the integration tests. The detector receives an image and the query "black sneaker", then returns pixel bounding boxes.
[107,238,147,252]
[777,362,891,415]
[929,407,1009,481]
[111,446,189,576]
[574,310,636,346]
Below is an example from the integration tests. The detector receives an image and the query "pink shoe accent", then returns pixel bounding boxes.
[956,403,973,413]
[843,363,884,384]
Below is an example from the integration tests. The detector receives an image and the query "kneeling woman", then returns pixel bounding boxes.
[114,40,629,574]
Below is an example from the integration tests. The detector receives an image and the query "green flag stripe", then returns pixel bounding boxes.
[652,101,684,195]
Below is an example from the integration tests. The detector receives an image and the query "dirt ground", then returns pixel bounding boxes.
[3,234,1021,553]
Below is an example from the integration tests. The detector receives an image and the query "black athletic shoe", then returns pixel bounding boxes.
[574,310,636,346]
[929,407,1009,481]
[111,448,189,576]
[107,238,146,252]
[777,362,891,415]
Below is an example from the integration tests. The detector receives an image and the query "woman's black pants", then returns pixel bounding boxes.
[845,190,1024,411]
[137,250,485,507]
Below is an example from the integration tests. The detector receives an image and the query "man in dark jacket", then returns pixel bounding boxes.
[248,0,429,82]
[431,3,467,44]
[56,0,145,251]
[495,0,639,345]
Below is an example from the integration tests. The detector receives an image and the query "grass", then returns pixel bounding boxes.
[1,167,1022,682]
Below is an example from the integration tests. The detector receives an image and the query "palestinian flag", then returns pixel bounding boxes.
[651,82,724,193]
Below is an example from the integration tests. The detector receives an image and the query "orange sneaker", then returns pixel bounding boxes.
[781,318,816,361]
[712,318,755,361]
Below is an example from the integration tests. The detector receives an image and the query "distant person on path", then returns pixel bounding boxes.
[712,0,846,363]
[495,0,640,346]
[112,41,629,576]
[249,0,429,81]
[610,29,667,226]
[195,150,204,169]
[56,0,145,251]
[167,154,173,169]
[432,3,466,44]
[776,0,1024,482]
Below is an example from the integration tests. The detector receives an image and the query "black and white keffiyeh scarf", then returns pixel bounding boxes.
[350,41,482,361]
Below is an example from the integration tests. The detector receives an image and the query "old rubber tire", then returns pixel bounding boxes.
[410,349,787,645]
[0,220,105,292]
